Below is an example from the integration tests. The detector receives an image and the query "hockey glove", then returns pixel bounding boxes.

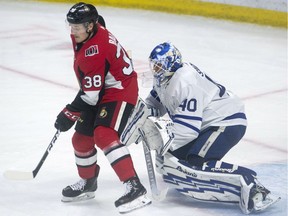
[54,105,80,132]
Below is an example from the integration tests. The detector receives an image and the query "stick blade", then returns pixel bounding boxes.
[3,170,34,180]
[151,188,168,201]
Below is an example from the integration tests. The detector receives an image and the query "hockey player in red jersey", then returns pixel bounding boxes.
[54,2,151,213]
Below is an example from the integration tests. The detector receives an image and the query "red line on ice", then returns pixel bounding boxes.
[0,65,77,91]
[1,64,286,154]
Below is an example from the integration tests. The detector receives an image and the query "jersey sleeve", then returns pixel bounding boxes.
[99,31,138,105]
[70,90,97,111]
[106,33,134,81]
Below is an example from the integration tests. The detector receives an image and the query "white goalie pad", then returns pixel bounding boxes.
[161,152,242,203]
[158,152,280,214]
[120,98,151,146]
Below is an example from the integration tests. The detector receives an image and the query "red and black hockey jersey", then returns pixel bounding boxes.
[71,23,138,108]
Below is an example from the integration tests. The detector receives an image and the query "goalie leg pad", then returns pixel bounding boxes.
[162,152,242,203]
[162,152,280,213]
[120,98,151,146]
[239,176,254,214]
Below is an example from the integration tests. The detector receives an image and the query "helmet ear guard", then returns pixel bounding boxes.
[149,42,182,87]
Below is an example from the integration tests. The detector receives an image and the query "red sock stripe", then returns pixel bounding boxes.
[111,156,136,182]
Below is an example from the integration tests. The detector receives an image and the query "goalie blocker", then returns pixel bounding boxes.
[120,98,280,214]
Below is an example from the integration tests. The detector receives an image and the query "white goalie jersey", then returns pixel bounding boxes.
[120,61,279,215]
[145,62,247,151]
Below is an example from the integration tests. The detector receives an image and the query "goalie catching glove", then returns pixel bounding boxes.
[141,116,174,155]
[54,104,80,132]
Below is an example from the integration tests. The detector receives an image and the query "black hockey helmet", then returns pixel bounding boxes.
[67,2,99,24]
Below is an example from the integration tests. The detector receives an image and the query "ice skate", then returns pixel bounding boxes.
[115,177,151,214]
[61,166,99,202]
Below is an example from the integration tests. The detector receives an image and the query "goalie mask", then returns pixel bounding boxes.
[149,42,182,87]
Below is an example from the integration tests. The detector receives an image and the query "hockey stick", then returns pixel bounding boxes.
[3,130,61,180]
[138,128,168,201]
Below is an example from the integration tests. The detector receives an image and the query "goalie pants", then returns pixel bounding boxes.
[172,125,246,166]
[72,101,137,181]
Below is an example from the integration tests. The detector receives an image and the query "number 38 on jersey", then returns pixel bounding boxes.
[83,75,102,88]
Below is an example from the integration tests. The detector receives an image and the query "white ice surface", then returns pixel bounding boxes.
[0,1,287,216]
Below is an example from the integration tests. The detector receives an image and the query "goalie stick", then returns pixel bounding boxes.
[4,130,61,180]
[138,127,168,201]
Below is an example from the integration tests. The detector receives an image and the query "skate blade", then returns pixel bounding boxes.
[254,194,281,212]
[117,194,152,214]
[61,192,95,203]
